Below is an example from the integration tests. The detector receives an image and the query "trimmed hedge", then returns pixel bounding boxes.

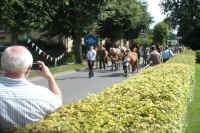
[7,51,195,133]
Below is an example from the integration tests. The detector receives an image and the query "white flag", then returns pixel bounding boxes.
[35,46,38,51]
[46,55,50,59]
[32,43,35,47]
[27,39,31,44]
[39,49,42,55]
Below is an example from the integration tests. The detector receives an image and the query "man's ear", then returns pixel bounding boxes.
[25,65,32,77]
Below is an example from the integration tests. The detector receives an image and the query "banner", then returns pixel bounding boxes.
[27,38,66,65]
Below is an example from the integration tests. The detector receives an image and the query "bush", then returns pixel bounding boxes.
[8,51,195,133]
[62,51,75,63]
[167,50,196,65]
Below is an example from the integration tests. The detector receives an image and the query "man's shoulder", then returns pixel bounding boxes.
[0,80,51,99]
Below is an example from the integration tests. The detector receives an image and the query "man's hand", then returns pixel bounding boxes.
[35,61,53,80]
[34,61,63,100]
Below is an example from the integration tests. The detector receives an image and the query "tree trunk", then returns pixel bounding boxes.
[58,34,64,45]
[72,34,82,64]
[11,32,18,45]
[110,38,117,48]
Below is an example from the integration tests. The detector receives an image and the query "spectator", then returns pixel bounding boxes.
[149,45,162,66]
[162,46,174,62]
[0,46,63,130]
[87,46,96,78]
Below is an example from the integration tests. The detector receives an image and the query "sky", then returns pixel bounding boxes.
[146,0,166,29]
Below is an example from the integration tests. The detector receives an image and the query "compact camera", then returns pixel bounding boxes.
[31,63,41,70]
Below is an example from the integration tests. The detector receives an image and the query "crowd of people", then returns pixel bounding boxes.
[86,43,183,77]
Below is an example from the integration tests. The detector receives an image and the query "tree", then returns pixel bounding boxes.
[41,0,108,64]
[97,0,152,48]
[134,34,153,47]
[0,0,58,44]
[153,22,169,45]
[161,0,200,49]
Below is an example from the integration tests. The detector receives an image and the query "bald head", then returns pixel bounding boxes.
[1,46,33,74]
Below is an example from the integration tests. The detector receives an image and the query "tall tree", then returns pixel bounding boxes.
[41,0,108,64]
[161,0,200,49]
[97,0,152,48]
[0,0,58,44]
[153,22,169,45]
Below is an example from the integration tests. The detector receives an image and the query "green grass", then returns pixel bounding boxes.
[186,64,200,133]
[29,62,87,78]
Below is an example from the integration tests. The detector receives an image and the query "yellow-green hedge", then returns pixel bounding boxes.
[8,50,195,133]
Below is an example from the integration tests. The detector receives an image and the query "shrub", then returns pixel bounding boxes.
[7,51,195,133]
[62,51,75,63]
[167,50,196,65]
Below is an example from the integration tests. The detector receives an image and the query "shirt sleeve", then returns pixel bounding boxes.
[33,85,63,114]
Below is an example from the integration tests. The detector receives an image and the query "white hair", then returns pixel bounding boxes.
[1,46,33,74]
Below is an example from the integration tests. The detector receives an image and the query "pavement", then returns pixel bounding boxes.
[30,61,146,105]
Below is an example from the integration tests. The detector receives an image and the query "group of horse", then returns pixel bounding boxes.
[96,47,139,73]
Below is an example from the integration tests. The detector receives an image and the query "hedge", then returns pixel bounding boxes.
[7,50,195,133]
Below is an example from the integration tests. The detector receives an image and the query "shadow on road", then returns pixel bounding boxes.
[56,76,88,80]
[96,72,124,78]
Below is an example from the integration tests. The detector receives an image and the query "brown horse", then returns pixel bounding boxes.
[104,49,109,67]
[128,48,139,72]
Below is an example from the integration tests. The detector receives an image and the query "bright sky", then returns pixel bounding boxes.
[146,0,166,29]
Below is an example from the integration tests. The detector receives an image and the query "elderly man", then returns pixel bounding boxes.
[0,46,62,130]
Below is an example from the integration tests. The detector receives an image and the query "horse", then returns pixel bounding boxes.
[128,48,139,72]
[109,48,122,71]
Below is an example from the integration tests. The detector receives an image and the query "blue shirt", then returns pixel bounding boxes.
[0,77,62,129]
[162,49,174,60]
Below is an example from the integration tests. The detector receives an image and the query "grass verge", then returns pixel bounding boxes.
[186,63,200,133]
[29,61,87,78]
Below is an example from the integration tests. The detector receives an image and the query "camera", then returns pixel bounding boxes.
[31,63,41,70]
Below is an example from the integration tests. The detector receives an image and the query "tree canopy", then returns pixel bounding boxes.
[0,0,58,44]
[97,0,152,47]
[0,0,153,63]
[161,0,200,49]
[153,22,169,45]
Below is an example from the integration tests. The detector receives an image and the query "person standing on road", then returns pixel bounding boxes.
[98,45,106,71]
[87,46,96,78]
[149,45,162,66]
[0,46,63,130]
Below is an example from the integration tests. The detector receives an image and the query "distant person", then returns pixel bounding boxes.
[149,45,162,66]
[0,46,63,130]
[178,43,184,53]
[162,46,174,62]
[98,45,106,71]
[87,46,96,78]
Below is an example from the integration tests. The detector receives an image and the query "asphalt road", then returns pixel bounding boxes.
[30,63,145,105]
